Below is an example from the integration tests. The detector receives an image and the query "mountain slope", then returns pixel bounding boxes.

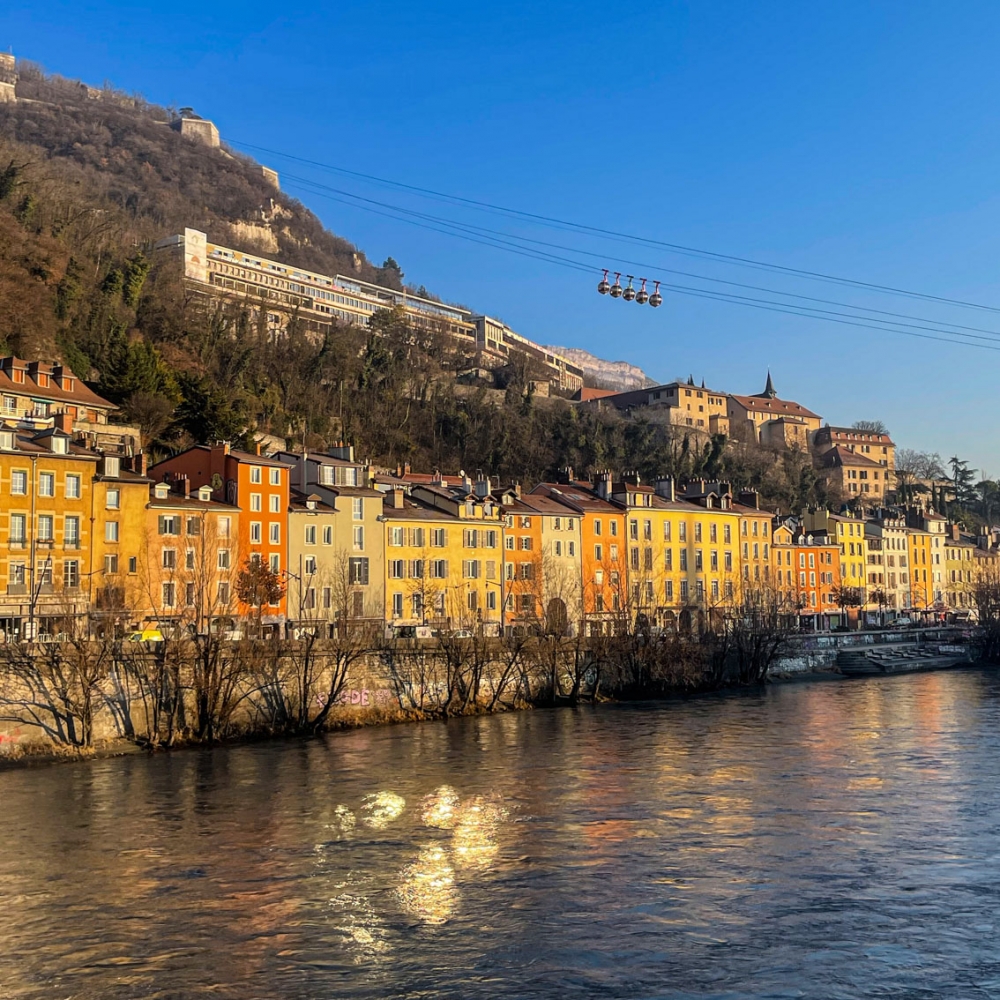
[545,346,655,392]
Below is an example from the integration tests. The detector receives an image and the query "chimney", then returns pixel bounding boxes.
[595,470,613,501]
[54,411,74,434]
[654,477,675,502]
[737,489,760,510]
[254,440,263,456]
[135,452,148,477]
[328,442,355,462]
[390,487,405,509]
[173,473,191,498]
[474,475,490,499]
[557,466,575,485]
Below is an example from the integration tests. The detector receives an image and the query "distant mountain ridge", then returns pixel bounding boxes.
[545,347,656,392]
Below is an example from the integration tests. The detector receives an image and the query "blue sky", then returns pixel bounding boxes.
[5,2,1000,472]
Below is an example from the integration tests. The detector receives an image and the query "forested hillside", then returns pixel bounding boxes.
[0,62,833,510]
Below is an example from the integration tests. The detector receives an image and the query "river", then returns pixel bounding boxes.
[2,669,1000,998]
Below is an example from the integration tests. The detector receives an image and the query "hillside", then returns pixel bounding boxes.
[0,58,835,512]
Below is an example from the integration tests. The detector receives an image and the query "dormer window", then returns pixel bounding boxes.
[11,368,24,384]
[306,500,317,510]
[154,483,170,499]
[103,456,120,478]
[0,431,13,450]
[197,486,212,501]
[51,436,67,454]
[36,373,49,388]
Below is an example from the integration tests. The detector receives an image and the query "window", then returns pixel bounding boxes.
[349,557,369,585]
[251,493,262,512]
[390,526,404,547]
[568,541,575,557]
[410,527,425,548]
[392,593,403,618]
[665,579,673,600]
[269,554,280,575]
[39,472,54,497]
[505,535,515,550]
[430,559,448,579]
[679,522,687,542]
[162,549,176,570]
[610,520,618,537]
[305,525,317,545]
[644,520,652,541]
[185,549,195,570]
[555,540,562,557]
[104,554,118,574]
[269,468,281,485]
[105,521,119,543]
[353,526,364,550]
[10,470,26,495]
[218,549,230,570]
[219,517,231,539]
[432,528,447,547]
[610,544,618,561]
[352,497,364,520]
[250,522,262,544]
[6,513,24,547]
[630,520,639,540]
[157,515,179,536]
[106,489,120,510]
[464,529,479,548]
[64,517,80,547]
[250,466,262,484]
[390,560,405,579]
[694,523,702,543]
[305,556,317,575]
[695,550,703,571]
[269,494,280,513]
[594,519,602,536]
[665,548,672,571]
[128,556,137,574]
[269,522,280,544]
[162,582,176,608]
[520,536,533,551]
[711,550,718,571]
[724,524,731,544]
[64,560,79,589]
[485,530,498,548]
[519,594,534,612]
[464,560,481,579]
[595,543,603,561]
[186,517,201,536]
[66,474,81,499]
[680,549,688,571]
[680,580,689,601]
[322,525,333,545]
[9,562,25,586]
[663,521,671,541]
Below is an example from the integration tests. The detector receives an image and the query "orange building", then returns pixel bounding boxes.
[772,521,843,627]
[150,443,293,622]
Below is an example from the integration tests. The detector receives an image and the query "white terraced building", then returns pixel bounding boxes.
[154,229,583,392]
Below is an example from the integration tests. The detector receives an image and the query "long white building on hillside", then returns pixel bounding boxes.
[154,229,583,392]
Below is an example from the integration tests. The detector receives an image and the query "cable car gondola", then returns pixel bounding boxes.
[649,281,662,308]
[609,272,623,298]
[622,275,636,301]
[636,278,649,305]
[597,269,610,295]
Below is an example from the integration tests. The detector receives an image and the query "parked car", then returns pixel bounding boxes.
[128,628,164,643]
[450,629,474,639]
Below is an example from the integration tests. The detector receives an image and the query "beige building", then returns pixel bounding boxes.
[864,512,910,614]
[813,426,895,489]
[590,379,730,435]
[817,447,890,502]
[278,447,386,626]
[728,374,822,445]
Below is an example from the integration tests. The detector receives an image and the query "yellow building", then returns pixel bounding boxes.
[381,480,504,634]
[813,426,895,491]
[943,525,976,612]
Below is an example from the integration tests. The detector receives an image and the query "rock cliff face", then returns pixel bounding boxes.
[546,347,656,392]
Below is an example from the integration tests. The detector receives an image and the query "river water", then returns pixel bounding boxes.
[2,670,1000,999]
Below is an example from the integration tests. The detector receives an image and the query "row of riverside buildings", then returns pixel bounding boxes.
[0,354,994,641]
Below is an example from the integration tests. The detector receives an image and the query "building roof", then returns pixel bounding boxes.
[0,356,115,412]
[380,495,458,521]
[730,393,821,420]
[820,426,895,446]
[573,387,617,402]
[819,446,885,469]
[530,482,621,514]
